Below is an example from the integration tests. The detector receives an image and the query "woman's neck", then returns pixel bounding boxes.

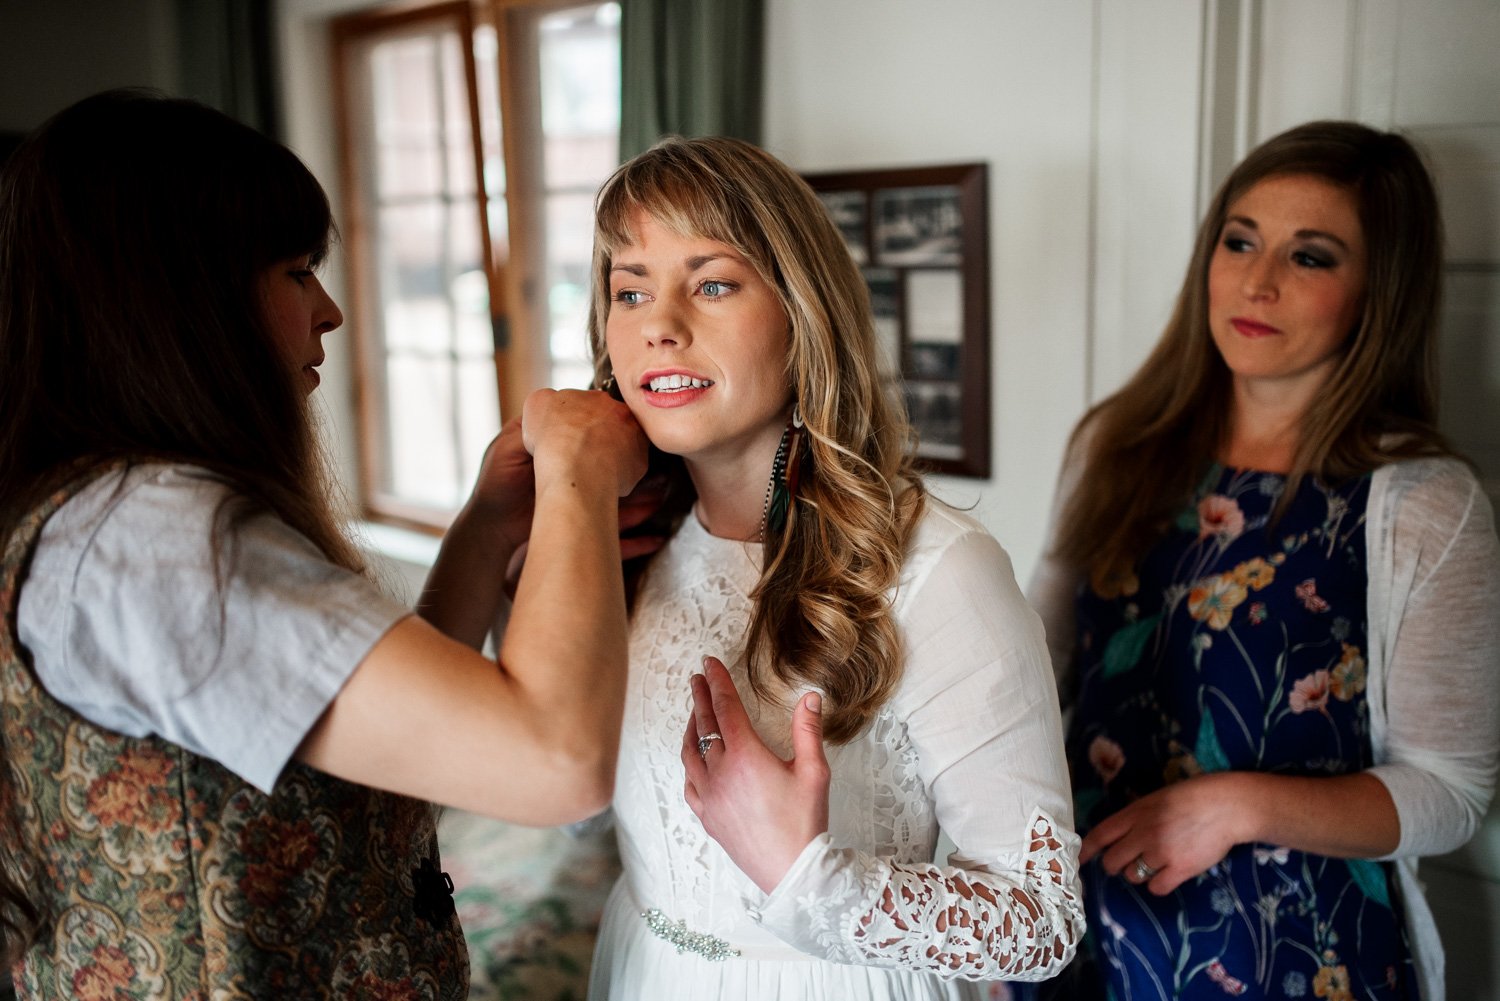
[686,434,786,542]
[1221,372,1321,472]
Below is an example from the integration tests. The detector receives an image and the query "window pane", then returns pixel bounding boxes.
[538,2,620,388]
[545,190,596,388]
[378,201,447,354]
[472,23,509,262]
[456,357,502,488]
[441,31,477,198]
[371,35,443,199]
[387,353,461,507]
[338,3,620,525]
[352,17,498,520]
[539,4,621,188]
[447,200,490,354]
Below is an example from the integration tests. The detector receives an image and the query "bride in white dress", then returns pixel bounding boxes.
[582,136,1083,999]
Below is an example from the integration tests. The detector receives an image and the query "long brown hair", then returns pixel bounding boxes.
[0,90,363,961]
[1057,120,1451,593]
[589,136,926,743]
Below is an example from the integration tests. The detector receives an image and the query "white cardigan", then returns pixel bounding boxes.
[1027,454,1500,1001]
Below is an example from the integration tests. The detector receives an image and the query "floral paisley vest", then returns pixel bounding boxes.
[1,473,469,1000]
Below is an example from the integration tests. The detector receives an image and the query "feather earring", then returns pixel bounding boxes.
[761,405,806,540]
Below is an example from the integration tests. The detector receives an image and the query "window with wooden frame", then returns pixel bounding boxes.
[332,0,621,532]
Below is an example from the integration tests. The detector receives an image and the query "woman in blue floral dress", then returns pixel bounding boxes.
[1028,121,1499,1000]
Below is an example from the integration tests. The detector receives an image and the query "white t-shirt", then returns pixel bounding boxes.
[16,464,410,793]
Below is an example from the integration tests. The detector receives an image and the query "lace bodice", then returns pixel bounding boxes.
[610,503,1084,981]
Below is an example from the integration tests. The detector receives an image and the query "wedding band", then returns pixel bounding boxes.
[1131,856,1158,882]
[697,732,723,759]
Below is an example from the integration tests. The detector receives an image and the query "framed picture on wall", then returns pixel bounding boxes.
[804,162,990,478]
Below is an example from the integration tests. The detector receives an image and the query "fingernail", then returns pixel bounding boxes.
[806,692,822,713]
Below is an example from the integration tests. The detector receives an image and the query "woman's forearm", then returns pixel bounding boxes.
[1227,770,1400,858]
[417,419,534,649]
[417,499,521,650]
[495,389,646,791]
[1084,768,1402,892]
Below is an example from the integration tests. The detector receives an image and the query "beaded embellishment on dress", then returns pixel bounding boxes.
[642,908,742,961]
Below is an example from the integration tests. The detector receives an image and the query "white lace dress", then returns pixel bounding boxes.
[588,501,1084,1000]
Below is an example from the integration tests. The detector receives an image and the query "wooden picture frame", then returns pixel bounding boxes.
[803,163,990,478]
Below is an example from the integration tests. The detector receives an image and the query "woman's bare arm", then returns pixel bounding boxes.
[297,389,647,824]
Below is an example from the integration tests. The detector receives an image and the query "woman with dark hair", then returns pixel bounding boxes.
[1029,120,1499,999]
[579,136,1083,999]
[0,89,649,998]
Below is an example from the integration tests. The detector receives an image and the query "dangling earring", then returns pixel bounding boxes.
[760,404,807,541]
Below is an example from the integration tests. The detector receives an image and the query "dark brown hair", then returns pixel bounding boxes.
[0,89,363,961]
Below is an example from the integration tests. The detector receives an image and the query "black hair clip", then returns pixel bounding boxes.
[411,855,457,926]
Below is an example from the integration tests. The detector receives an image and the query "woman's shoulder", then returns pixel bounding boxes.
[908,496,997,556]
[1371,454,1496,552]
[48,462,240,538]
[1374,454,1489,515]
[1375,452,1479,486]
[898,497,1019,600]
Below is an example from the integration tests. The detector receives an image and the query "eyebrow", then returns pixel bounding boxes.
[1224,215,1353,252]
[609,252,736,278]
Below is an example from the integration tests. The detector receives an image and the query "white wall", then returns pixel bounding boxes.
[763,0,1201,582]
[764,0,1098,579]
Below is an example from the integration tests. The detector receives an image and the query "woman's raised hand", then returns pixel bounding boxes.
[681,656,830,894]
[522,388,649,497]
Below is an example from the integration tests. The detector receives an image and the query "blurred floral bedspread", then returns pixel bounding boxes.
[438,809,621,1001]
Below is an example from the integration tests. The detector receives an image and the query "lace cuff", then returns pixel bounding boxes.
[752,810,1082,981]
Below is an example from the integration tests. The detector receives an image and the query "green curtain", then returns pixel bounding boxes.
[175,0,281,138]
[619,0,764,159]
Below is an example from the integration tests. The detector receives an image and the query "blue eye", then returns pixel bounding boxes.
[700,280,732,298]
[613,289,646,306]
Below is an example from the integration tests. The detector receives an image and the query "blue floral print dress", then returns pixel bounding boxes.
[1062,465,1418,1001]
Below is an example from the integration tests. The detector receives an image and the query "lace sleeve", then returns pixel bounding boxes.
[749,521,1084,980]
[751,810,1081,980]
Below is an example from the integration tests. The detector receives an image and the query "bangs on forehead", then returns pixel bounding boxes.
[596,167,748,257]
[234,138,335,268]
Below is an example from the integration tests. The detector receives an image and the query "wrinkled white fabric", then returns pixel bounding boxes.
[18,463,408,793]
[591,500,1083,999]
[1028,451,1500,1001]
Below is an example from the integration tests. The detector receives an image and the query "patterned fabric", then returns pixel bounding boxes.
[1061,465,1418,1000]
[1,472,469,1000]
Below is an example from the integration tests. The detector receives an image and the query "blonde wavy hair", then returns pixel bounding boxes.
[1057,120,1453,592]
[588,136,927,743]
